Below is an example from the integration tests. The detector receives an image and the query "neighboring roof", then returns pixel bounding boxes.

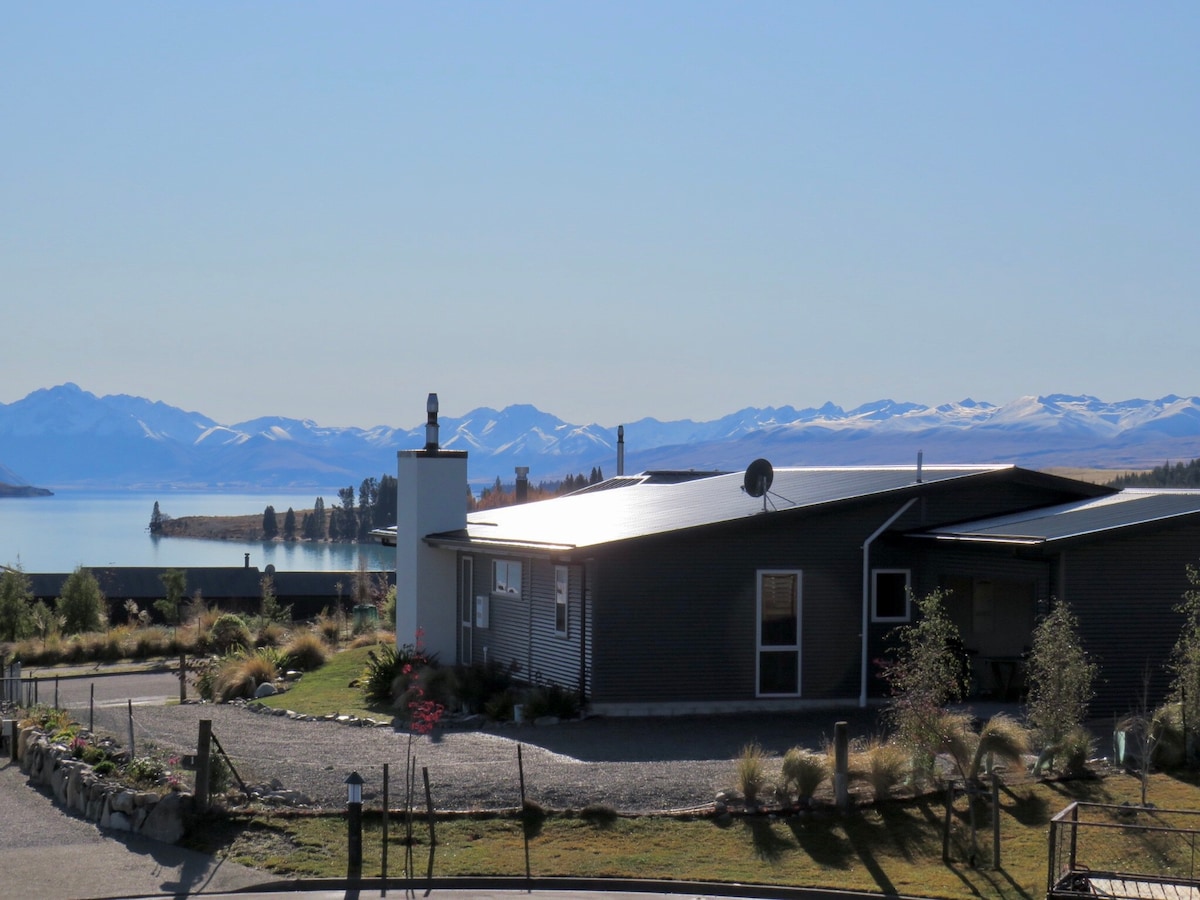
[376,464,1102,555]
[23,567,388,601]
[911,488,1200,546]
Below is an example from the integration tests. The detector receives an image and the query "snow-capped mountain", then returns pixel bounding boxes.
[2,383,1199,490]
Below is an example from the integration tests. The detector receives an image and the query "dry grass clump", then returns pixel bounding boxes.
[938,711,1030,782]
[212,648,279,702]
[348,629,392,649]
[781,747,828,801]
[314,611,344,646]
[281,631,329,671]
[735,742,768,806]
[848,737,910,801]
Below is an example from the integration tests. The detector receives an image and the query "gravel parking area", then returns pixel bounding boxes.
[76,700,883,814]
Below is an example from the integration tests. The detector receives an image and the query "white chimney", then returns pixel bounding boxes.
[395,393,467,661]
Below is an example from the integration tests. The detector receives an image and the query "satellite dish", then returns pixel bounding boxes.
[743,458,774,498]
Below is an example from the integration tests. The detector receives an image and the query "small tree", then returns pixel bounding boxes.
[0,565,34,641]
[1170,562,1200,761]
[881,588,966,781]
[1026,599,1097,771]
[155,568,187,625]
[148,501,167,535]
[56,567,107,635]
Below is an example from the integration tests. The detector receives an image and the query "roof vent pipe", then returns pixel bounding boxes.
[425,393,439,452]
[617,425,625,477]
[515,466,529,504]
[916,450,923,484]
[244,552,250,569]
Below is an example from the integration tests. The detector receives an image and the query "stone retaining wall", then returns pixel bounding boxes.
[17,726,193,844]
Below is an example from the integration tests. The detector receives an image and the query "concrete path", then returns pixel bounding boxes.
[0,757,272,900]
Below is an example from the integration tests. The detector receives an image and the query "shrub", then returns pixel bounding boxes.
[211,648,279,702]
[254,620,287,648]
[360,642,430,704]
[881,589,966,781]
[458,660,519,715]
[580,803,619,826]
[735,742,767,806]
[207,614,251,654]
[484,691,516,721]
[281,631,329,672]
[348,629,391,649]
[55,567,107,635]
[524,683,581,720]
[93,760,117,777]
[315,610,344,646]
[849,738,909,801]
[781,747,827,801]
[1026,600,1097,753]
[124,756,167,787]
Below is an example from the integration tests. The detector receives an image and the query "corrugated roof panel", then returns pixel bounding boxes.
[454,465,1010,551]
[918,489,1200,544]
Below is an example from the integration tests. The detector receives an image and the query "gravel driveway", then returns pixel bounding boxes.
[75,699,882,814]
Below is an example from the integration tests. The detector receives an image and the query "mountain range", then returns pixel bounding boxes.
[2,383,1200,491]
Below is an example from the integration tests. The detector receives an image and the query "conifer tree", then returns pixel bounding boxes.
[262,505,279,539]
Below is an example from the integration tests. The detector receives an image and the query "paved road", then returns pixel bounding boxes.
[0,757,271,899]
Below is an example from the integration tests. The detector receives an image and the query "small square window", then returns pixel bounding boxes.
[873,570,910,622]
[493,559,522,595]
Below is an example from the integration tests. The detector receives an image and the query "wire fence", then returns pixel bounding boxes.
[2,664,732,815]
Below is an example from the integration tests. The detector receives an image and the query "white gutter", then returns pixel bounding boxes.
[860,498,917,707]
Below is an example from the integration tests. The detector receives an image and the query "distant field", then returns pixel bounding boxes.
[1042,466,1145,485]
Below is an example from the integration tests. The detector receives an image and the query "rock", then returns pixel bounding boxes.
[140,790,191,844]
[254,682,277,699]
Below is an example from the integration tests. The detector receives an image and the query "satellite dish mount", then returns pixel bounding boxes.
[743,458,775,512]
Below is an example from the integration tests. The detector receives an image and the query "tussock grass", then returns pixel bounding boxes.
[281,631,329,671]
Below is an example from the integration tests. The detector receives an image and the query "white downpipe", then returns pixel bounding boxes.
[860,498,918,707]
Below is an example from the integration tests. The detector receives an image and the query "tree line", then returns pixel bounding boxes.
[1109,457,1200,488]
[258,474,399,544]
[471,467,605,511]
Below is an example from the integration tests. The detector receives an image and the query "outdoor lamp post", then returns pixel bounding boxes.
[345,771,364,870]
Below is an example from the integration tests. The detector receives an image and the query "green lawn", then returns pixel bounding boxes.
[255,643,396,722]
[187,770,1200,899]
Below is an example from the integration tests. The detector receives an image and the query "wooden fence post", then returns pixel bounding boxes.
[195,719,212,813]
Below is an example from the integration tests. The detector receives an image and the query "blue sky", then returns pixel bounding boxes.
[4,3,1197,428]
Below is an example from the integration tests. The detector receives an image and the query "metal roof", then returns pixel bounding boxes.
[913,488,1200,546]
[409,465,1024,554]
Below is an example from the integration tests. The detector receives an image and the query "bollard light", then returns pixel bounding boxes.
[345,771,364,871]
[346,770,364,805]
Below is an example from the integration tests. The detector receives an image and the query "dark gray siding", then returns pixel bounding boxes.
[589,501,918,705]
[464,551,588,693]
[1058,524,1200,716]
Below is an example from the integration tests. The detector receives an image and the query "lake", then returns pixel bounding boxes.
[0,489,394,573]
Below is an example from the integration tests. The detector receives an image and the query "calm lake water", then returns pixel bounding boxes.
[0,489,393,573]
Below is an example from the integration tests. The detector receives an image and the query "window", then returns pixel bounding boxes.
[554,565,569,637]
[757,570,801,696]
[872,570,911,622]
[493,559,522,595]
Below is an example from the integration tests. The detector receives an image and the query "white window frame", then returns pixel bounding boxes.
[493,559,522,596]
[554,565,569,637]
[872,569,911,623]
[756,569,802,697]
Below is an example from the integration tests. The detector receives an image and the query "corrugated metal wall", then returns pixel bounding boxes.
[1059,524,1200,716]
[461,551,590,694]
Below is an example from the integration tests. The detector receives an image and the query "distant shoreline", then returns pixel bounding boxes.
[0,484,53,498]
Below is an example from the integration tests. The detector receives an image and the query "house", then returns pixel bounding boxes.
[25,566,393,623]
[379,395,1200,717]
